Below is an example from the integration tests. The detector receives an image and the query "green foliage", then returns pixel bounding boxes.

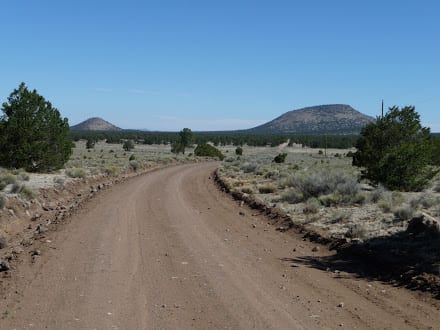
[129,154,136,161]
[194,143,225,160]
[258,184,276,194]
[0,83,72,172]
[235,146,243,155]
[70,130,359,150]
[171,141,185,154]
[353,106,437,191]
[285,169,360,204]
[86,138,95,149]
[122,140,135,151]
[273,153,287,163]
[129,160,140,171]
[179,128,194,154]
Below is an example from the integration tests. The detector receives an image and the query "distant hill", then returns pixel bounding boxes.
[249,104,374,134]
[70,117,122,131]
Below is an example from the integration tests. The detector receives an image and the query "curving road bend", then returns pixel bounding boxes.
[2,163,439,329]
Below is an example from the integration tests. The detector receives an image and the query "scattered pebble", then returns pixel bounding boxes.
[337,302,344,308]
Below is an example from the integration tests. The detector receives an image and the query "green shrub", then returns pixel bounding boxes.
[18,172,30,181]
[273,153,287,163]
[0,195,5,209]
[285,169,359,203]
[123,140,135,151]
[378,200,392,213]
[258,184,276,194]
[351,193,367,205]
[129,160,139,171]
[303,198,320,214]
[0,83,72,172]
[241,187,253,194]
[235,147,243,156]
[330,210,352,223]
[0,173,17,185]
[20,186,35,199]
[241,162,258,173]
[353,106,437,191]
[280,189,304,204]
[194,144,225,160]
[318,193,342,207]
[129,154,136,161]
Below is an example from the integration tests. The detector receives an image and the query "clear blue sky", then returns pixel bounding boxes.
[1,0,439,131]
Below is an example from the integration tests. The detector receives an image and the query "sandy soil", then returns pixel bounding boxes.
[1,163,439,329]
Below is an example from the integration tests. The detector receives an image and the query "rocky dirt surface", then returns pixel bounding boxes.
[1,163,439,329]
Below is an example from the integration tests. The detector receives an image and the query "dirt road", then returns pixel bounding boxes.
[1,163,439,329]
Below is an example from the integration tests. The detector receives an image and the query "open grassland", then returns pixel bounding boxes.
[0,141,196,196]
[217,144,440,241]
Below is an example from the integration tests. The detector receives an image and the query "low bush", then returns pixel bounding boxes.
[0,195,5,209]
[393,205,416,221]
[280,189,304,204]
[273,153,287,163]
[258,184,276,194]
[65,168,87,179]
[303,198,320,214]
[129,154,136,161]
[20,186,35,199]
[285,169,359,204]
[378,200,392,213]
[194,144,225,160]
[235,147,243,156]
[329,210,352,223]
[241,187,253,194]
[410,193,436,209]
[241,162,258,173]
[129,160,140,171]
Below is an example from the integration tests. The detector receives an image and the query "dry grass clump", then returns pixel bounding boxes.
[329,209,352,223]
[410,193,436,209]
[65,168,87,179]
[345,223,367,239]
[393,204,416,221]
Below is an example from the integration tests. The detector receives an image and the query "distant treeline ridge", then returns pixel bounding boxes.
[69,130,360,149]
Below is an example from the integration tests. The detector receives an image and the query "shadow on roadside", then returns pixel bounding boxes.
[281,231,440,299]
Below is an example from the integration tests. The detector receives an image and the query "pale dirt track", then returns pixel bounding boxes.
[2,163,439,329]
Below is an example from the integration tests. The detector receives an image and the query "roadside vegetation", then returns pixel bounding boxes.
[217,106,440,242]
